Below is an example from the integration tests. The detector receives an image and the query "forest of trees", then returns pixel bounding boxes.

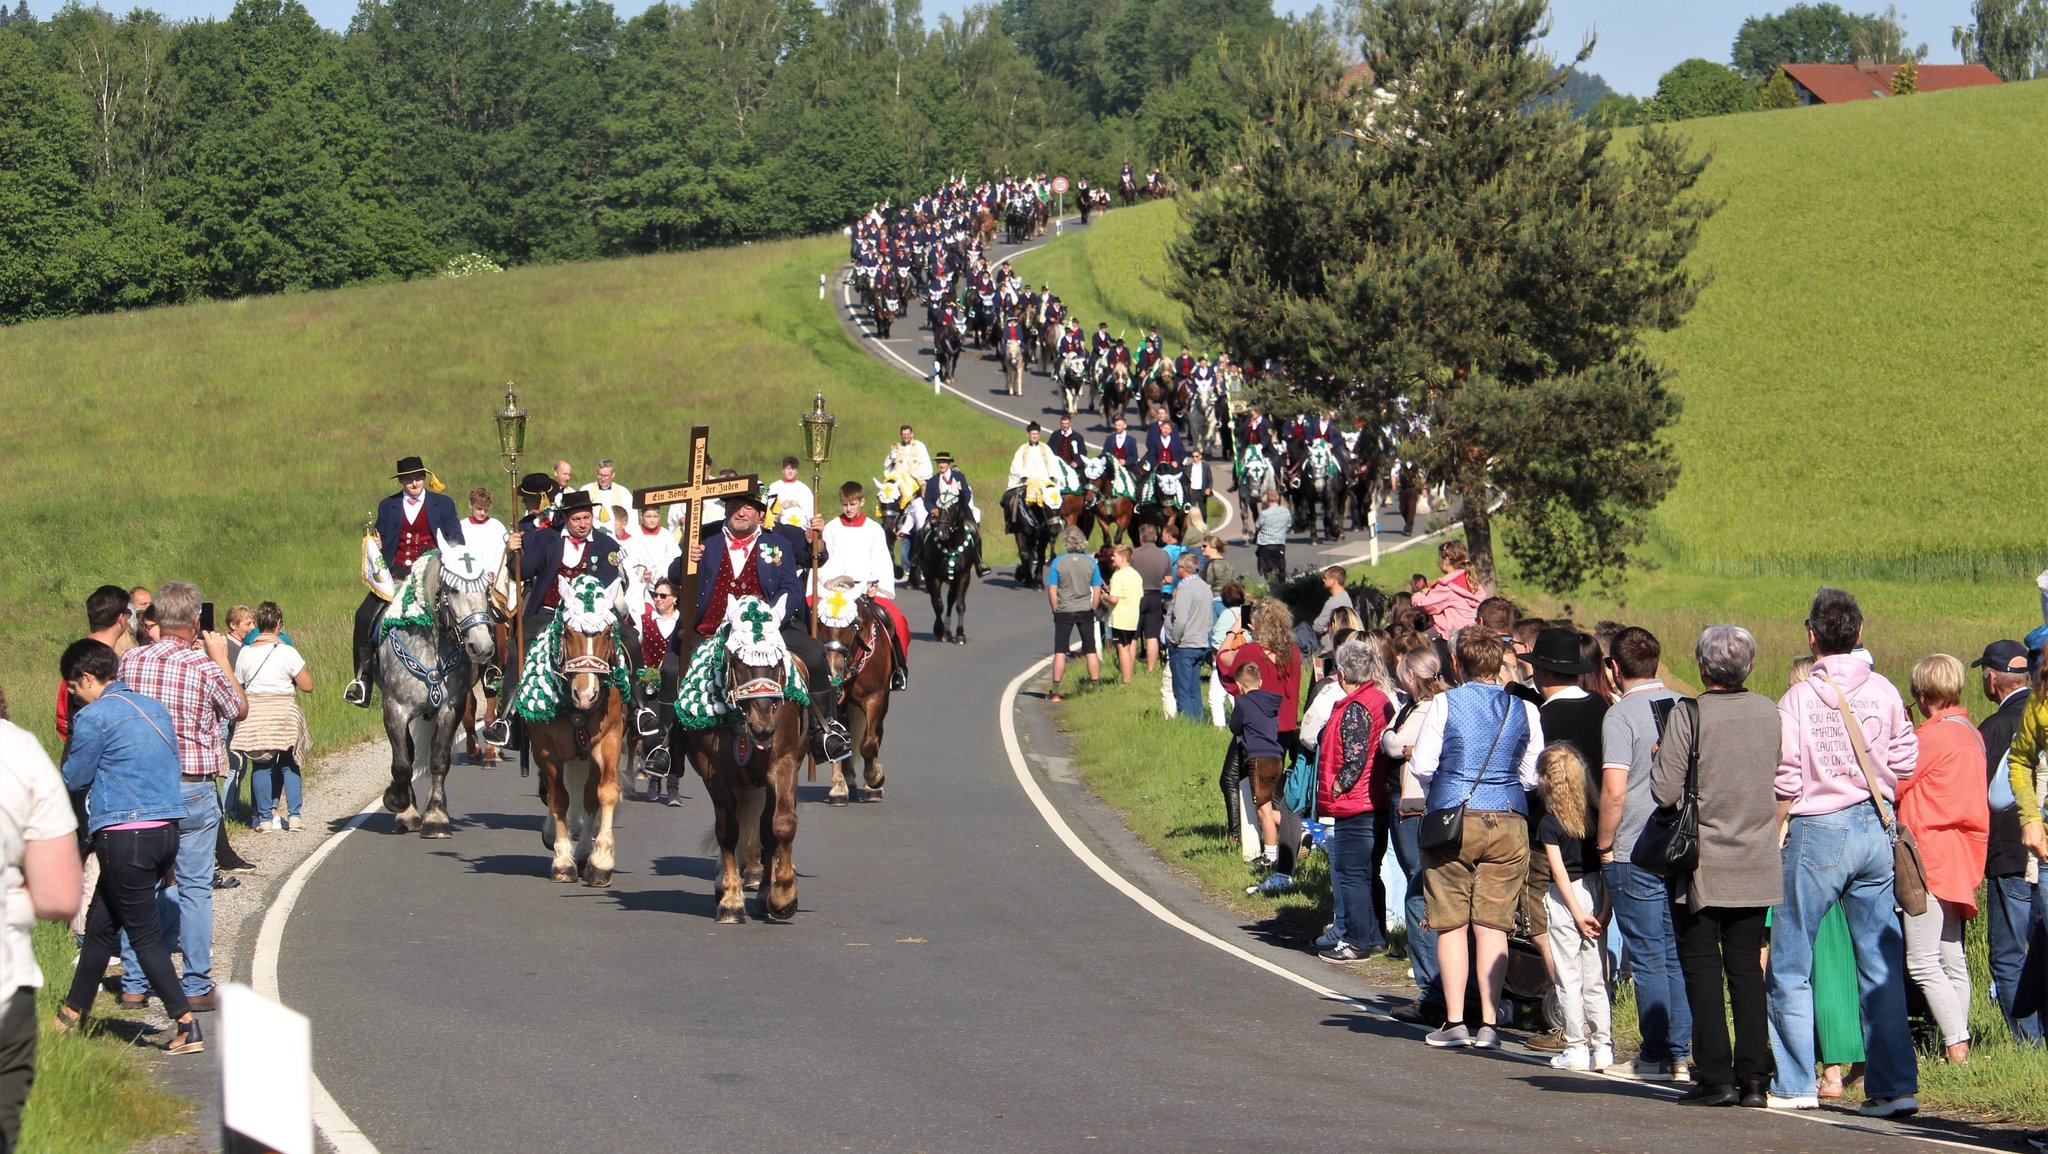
[0,0,1277,324]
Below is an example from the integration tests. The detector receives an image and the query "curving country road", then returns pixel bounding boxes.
[277,221,1980,1153]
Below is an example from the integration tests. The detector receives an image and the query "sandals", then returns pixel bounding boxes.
[166,1014,205,1055]
[52,1006,81,1034]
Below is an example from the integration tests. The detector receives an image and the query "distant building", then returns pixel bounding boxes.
[1780,62,2003,105]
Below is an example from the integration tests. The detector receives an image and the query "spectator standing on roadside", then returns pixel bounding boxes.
[1208,584,1246,728]
[1899,654,1989,1066]
[55,641,202,1056]
[1535,742,1610,1074]
[1130,525,1170,676]
[2004,641,2048,1040]
[231,603,313,832]
[56,586,136,746]
[1411,540,1483,642]
[1253,491,1290,583]
[1411,631,1542,1051]
[1103,546,1142,686]
[117,583,244,1013]
[1384,646,1450,1026]
[1198,536,1238,600]
[1594,626,1690,1082]
[127,588,154,649]
[1654,625,1781,1109]
[0,686,83,1147]
[1164,554,1213,723]
[1521,628,1606,1056]
[1972,639,2040,1043]
[1046,528,1103,701]
[1313,640,1393,964]
[1296,566,1353,662]
[1220,600,1304,889]
[1768,587,1919,1118]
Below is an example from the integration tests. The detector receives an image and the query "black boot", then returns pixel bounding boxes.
[1218,739,1245,846]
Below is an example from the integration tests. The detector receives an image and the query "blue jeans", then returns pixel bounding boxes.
[1391,812,1440,1009]
[1330,812,1384,951]
[251,753,304,826]
[1767,806,1916,1099]
[1986,874,2042,1044]
[121,781,217,998]
[1604,860,1692,1063]
[1169,648,1208,721]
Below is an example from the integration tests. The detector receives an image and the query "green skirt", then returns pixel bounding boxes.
[1811,902,1865,1064]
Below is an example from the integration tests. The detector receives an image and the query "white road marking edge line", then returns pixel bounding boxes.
[251,798,387,1154]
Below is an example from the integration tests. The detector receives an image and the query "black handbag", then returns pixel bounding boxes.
[1418,697,1516,854]
[1631,699,1701,877]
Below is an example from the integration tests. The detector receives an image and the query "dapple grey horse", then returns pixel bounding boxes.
[375,550,497,837]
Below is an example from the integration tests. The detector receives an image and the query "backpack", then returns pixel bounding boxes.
[1281,751,1317,819]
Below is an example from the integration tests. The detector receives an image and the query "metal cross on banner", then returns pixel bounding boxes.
[632,425,758,576]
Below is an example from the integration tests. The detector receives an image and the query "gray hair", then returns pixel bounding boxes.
[156,582,202,630]
[1334,637,1382,687]
[1061,526,1090,554]
[1694,624,1756,688]
[1176,551,1201,574]
[597,458,615,470]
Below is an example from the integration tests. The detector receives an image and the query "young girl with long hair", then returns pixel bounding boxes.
[1537,742,1611,1071]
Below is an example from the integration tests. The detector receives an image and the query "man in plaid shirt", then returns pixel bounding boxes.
[117,582,244,1011]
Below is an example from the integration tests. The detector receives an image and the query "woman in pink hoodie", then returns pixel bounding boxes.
[1410,540,1485,641]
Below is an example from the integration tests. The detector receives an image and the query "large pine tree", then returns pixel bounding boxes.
[1168,0,1715,592]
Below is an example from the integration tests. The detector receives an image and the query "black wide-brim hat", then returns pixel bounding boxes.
[393,455,428,478]
[517,472,552,497]
[1524,627,1595,675]
[724,484,769,513]
[555,490,597,515]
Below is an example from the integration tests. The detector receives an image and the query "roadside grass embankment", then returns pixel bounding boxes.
[21,923,190,1151]
[0,234,1023,761]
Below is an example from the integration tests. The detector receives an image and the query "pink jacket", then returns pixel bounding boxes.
[1776,653,1917,817]
[1411,570,1483,639]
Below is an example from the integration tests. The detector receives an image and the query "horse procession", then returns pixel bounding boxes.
[343,428,924,924]
[849,171,1432,584]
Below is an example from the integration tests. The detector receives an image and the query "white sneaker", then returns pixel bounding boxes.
[1550,1045,1591,1071]
[1672,1060,1692,1084]
[1768,1093,1820,1110]
[1589,1046,1614,1070]
[1859,1095,1918,1119]
[285,816,304,831]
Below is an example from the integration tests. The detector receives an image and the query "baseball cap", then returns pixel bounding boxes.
[1973,639,2032,675]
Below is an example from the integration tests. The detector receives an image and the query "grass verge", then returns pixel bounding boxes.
[21,923,190,1152]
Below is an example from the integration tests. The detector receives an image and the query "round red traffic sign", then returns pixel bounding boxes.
[1051,176,1069,194]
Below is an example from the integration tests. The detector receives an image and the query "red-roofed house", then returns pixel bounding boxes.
[1780,62,2003,104]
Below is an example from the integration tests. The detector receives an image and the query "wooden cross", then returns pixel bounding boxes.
[633,425,758,576]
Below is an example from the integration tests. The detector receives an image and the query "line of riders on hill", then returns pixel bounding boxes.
[848,170,1440,574]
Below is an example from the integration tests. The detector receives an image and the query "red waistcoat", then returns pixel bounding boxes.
[394,504,435,576]
[697,539,764,636]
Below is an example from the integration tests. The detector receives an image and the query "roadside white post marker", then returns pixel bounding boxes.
[220,983,312,1154]
[819,273,826,300]
[933,369,942,396]
[1370,518,1380,567]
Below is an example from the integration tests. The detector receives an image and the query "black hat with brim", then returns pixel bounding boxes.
[518,472,552,497]
[1524,627,1595,675]
[724,485,769,513]
[393,455,428,478]
[555,490,597,515]
[934,451,954,464]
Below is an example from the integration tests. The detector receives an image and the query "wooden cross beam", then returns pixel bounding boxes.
[633,425,758,576]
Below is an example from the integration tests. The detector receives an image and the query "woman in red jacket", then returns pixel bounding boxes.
[1900,653,1990,1065]
[1313,638,1392,962]
[1217,600,1304,888]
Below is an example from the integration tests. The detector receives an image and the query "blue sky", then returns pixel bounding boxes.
[79,0,1975,97]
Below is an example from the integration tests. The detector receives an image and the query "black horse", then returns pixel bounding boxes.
[933,318,963,384]
[1002,490,1060,588]
[916,501,977,643]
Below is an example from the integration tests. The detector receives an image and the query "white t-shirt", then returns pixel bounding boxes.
[235,640,308,694]
[0,720,78,991]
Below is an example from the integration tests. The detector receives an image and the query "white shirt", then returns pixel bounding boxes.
[619,527,680,594]
[234,639,307,695]
[401,492,425,523]
[883,440,934,483]
[1408,688,1544,791]
[724,529,761,580]
[766,479,814,527]
[454,515,510,578]
[558,532,591,605]
[0,720,77,992]
[1007,442,1061,489]
[819,515,895,599]
[582,481,634,530]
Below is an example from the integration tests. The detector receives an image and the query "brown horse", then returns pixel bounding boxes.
[817,593,895,805]
[1086,457,1138,545]
[529,614,626,886]
[679,620,808,923]
[461,611,514,765]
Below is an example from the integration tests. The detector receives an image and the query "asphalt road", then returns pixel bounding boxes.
[279,222,1984,1153]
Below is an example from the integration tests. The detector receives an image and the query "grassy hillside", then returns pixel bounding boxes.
[1017,83,2048,691]
[0,237,1020,753]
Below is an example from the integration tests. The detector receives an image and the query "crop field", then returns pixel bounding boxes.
[1020,83,2048,695]
[0,237,1020,753]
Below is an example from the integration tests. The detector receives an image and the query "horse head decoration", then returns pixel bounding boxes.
[723,594,792,743]
[435,546,499,665]
[557,576,619,713]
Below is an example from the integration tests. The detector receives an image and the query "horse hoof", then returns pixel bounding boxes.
[861,786,884,802]
[742,874,764,894]
[826,791,849,807]
[382,786,409,814]
[716,908,746,925]
[420,824,453,840]
[583,866,613,888]
[762,897,797,923]
[550,865,578,883]
[393,813,423,834]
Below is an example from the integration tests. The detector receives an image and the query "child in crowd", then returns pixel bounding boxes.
[1103,544,1142,685]
[1411,540,1484,641]
[1228,662,1288,878]
[1537,742,1612,1072]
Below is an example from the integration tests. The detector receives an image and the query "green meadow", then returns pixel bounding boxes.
[1017,81,2048,697]
[0,236,1021,755]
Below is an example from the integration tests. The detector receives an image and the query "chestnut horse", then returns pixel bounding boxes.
[817,593,895,805]
[678,600,808,922]
[529,611,626,886]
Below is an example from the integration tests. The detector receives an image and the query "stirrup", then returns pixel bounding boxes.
[641,745,670,777]
[342,679,370,707]
[633,705,664,739]
[818,719,854,763]
[478,718,512,748]
[889,667,908,691]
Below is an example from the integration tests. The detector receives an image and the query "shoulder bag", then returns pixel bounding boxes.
[1418,695,1515,854]
[1819,672,1930,917]
[1631,699,1701,877]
